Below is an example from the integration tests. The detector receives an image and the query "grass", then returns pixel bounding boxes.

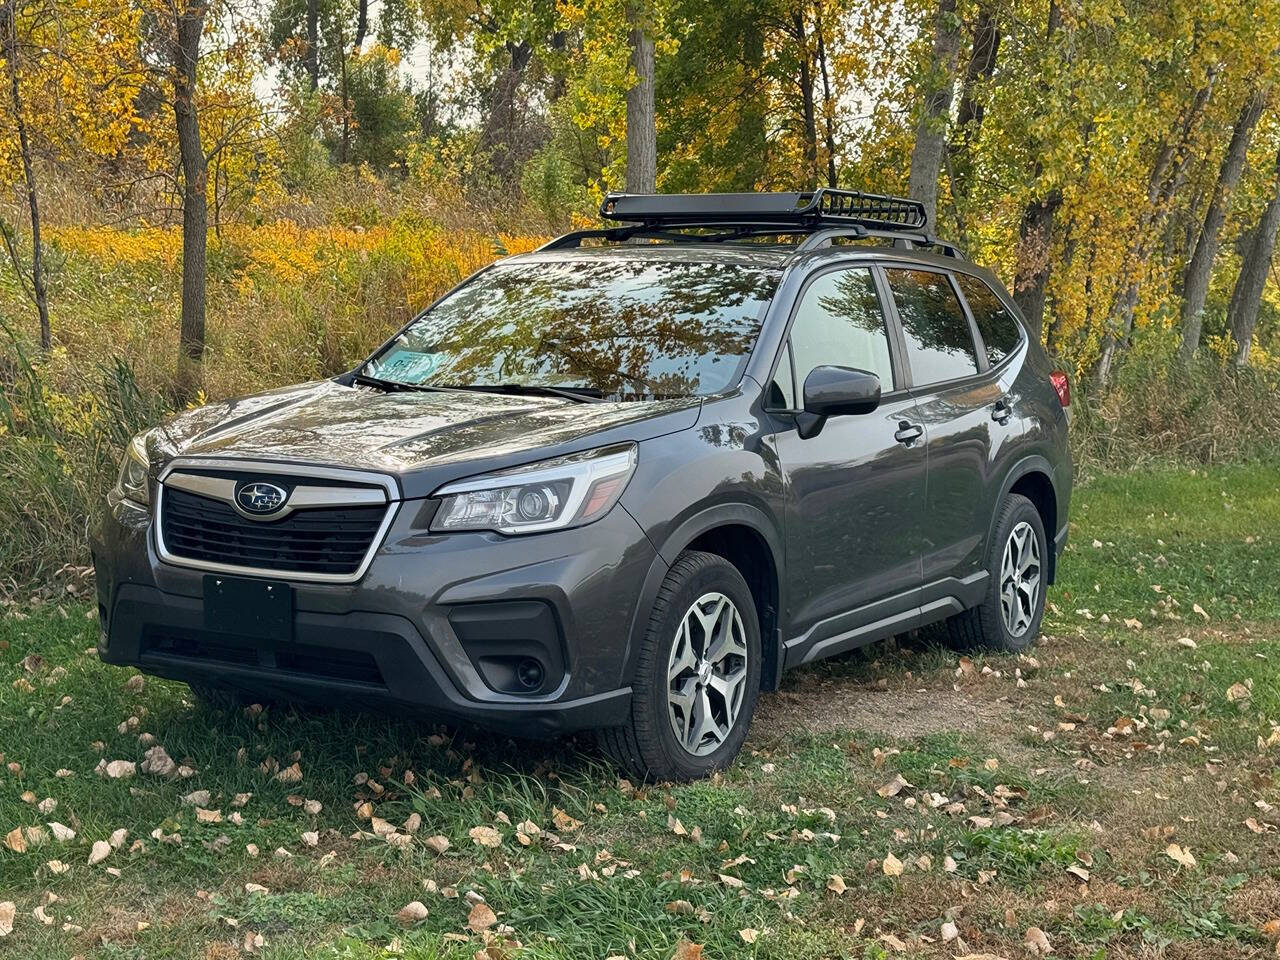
[2,461,1280,958]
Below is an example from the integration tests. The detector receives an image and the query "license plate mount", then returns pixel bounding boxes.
[203,575,293,641]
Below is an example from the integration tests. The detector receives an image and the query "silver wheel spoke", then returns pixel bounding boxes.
[666,591,750,757]
[999,521,1042,639]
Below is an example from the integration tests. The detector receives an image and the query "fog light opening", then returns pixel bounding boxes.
[516,657,545,691]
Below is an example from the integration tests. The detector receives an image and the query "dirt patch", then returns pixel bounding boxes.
[756,670,1013,739]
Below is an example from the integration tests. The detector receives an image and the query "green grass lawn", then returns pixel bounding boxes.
[2,462,1280,959]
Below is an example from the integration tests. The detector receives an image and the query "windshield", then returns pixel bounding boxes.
[363,257,781,400]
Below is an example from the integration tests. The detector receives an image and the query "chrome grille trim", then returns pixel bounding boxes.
[154,458,400,583]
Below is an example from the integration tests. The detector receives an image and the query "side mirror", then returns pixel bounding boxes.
[797,366,881,439]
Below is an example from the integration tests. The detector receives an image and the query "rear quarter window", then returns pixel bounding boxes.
[955,272,1024,366]
[884,268,979,385]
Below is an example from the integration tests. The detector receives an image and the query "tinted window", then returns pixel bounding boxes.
[789,268,894,396]
[886,268,979,384]
[366,257,781,399]
[768,341,796,409]
[955,272,1023,365]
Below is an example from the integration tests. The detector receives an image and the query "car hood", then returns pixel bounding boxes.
[147,380,702,499]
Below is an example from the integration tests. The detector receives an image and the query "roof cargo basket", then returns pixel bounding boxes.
[600,189,929,231]
[537,188,964,259]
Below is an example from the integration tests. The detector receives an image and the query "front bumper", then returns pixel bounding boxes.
[92,494,659,736]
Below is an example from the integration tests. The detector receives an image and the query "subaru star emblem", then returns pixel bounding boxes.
[235,481,288,515]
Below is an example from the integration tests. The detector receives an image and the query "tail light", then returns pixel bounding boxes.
[1049,370,1070,408]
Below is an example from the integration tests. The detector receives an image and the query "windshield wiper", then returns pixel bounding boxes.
[350,373,456,394]
[446,383,605,404]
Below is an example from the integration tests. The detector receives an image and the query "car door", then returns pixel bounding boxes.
[768,263,927,664]
[881,265,1004,607]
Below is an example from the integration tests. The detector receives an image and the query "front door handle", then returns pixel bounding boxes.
[894,422,923,444]
[992,397,1013,424]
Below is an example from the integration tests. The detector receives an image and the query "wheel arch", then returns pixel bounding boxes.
[627,503,786,692]
[992,456,1060,584]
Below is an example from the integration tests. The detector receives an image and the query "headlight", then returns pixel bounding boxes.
[432,443,637,535]
[113,434,151,506]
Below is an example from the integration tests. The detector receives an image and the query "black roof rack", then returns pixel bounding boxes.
[537,189,965,260]
[601,189,928,230]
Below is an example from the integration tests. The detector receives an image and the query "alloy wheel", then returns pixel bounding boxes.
[666,592,750,756]
[1000,520,1041,637]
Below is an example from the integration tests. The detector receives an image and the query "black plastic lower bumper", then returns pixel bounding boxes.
[100,584,631,736]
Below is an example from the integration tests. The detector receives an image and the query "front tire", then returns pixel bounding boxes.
[947,493,1047,652]
[599,551,761,782]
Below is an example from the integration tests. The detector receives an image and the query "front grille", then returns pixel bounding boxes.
[160,487,387,576]
[143,631,385,686]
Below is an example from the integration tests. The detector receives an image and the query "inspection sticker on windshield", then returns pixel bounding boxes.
[377,349,443,381]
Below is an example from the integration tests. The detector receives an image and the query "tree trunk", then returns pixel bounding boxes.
[1178,87,1267,359]
[1095,72,1218,385]
[354,0,367,49]
[790,8,818,190]
[1228,147,1280,366]
[1009,1,1059,343]
[907,0,961,229]
[339,21,350,163]
[625,0,656,193]
[2,0,51,350]
[305,0,318,91]
[814,0,838,188]
[948,4,1000,240]
[739,20,767,187]
[477,40,532,180]
[172,0,208,398]
[1012,190,1061,344]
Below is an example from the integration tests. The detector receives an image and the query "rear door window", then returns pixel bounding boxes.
[885,268,980,385]
[955,272,1023,365]
[788,267,895,395]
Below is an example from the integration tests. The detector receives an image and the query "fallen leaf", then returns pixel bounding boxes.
[301,831,318,847]
[739,928,759,943]
[4,828,27,853]
[88,840,111,865]
[195,807,222,823]
[104,760,136,779]
[1025,926,1051,956]
[275,762,303,784]
[48,822,75,842]
[245,883,269,894]
[467,902,497,932]
[469,825,501,847]
[1193,603,1209,621]
[876,774,913,798]
[397,901,428,926]
[0,902,13,937]
[882,851,904,877]
[1226,682,1252,703]
[552,806,583,832]
[1165,843,1197,869]
[826,874,846,893]
[941,920,959,942]
[423,834,450,854]
[670,939,703,960]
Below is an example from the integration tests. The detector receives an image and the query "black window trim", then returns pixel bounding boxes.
[949,266,1029,377]
[761,260,909,415]
[877,260,994,393]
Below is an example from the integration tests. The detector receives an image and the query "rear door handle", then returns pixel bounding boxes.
[894,422,923,444]
[992,397,1013,423]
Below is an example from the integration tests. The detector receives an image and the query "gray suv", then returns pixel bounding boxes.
[92,190,1072,781]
